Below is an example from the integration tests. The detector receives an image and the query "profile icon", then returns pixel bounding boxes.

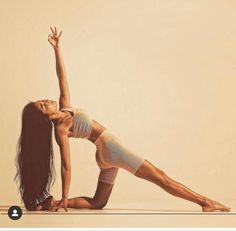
[8,206,22,220]
[12,209,19,217]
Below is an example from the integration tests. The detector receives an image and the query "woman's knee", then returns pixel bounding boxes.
[91,199,108,209]
[135,160,169,185]
[135,160,156,177]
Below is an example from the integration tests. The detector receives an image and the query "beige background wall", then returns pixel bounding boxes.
[0,0,236,209]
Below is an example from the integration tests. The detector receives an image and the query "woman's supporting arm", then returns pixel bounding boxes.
[54,126,71,211]
[60,137,71,199]
[48,27,71,109]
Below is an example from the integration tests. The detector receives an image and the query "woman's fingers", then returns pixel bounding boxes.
[50,27,54,35]
[48,205,59,212]
[49,204,67,212]
[48,27,61,47]
[49,27,61,38]
[48,34,54,45]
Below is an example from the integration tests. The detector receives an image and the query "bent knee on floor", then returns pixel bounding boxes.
[91,200,108,209]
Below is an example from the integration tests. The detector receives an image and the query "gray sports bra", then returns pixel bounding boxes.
[60,107,92,139]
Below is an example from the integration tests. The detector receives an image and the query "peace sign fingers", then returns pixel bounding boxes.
[48,26,62,48]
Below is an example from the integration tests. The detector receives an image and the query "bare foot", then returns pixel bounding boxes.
[48,196,59,210]
[34,204,43,211]
[48,198,63,212]
[34,195,55,211]
[202,199,231,212]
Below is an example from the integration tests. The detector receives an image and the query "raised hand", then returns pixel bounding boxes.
[48,26,62,48]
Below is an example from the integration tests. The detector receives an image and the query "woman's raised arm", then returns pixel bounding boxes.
[48,27,71,109]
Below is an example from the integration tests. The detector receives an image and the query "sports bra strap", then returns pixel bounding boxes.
[60,107,75,114]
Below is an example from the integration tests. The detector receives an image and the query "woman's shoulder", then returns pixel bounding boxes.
[60,106,76,114]
[54,114,73,138]
[60,106,92,119]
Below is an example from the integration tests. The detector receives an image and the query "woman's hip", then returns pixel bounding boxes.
[95,130,145,174]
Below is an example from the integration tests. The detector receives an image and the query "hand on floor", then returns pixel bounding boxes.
[49,198,68,212]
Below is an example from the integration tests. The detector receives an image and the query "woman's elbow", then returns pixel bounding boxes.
[61,164,71,171]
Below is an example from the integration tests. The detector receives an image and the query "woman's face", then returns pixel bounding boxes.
[34,99,57,115]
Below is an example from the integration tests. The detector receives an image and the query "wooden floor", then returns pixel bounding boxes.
[1,200,236,228]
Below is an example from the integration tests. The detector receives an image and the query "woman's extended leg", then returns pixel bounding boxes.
[135,160,230,212]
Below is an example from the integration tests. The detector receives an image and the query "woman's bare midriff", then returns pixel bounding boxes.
[61,112,106,143]
[88,120,106,143]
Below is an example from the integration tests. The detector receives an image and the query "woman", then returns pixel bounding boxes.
[15,27,230,212]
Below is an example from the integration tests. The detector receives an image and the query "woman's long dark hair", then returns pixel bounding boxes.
[15,102,56,210]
